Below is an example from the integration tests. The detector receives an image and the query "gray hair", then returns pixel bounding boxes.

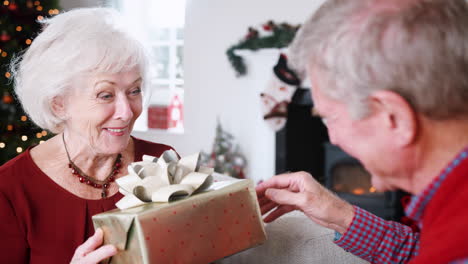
[10,8,150,133]
[289,0,468,120]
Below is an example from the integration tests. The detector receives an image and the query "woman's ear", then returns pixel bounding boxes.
[50,95,67,119]
[369,90,419,147]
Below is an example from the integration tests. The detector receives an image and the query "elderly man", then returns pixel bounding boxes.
[256,0,468,263]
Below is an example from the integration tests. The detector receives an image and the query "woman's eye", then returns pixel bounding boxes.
[98,92,113,100]
[130,87,142,95]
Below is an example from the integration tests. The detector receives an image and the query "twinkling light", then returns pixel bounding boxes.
[21,135,28,141]
[39,140,45,144]
[21,115,27,121]
[25,39,32,45]
[34,1,40,6]
[16,147,23,153]
[0,142,5,148]
[16,26,22,31]
[36,5,42,11]
[1,51,7,57]
[36,133,42,138]
[37,15,44,21]
[3,1,9,6]
[5,72,11,78]
[7,125,13,131]
[41,130,47,136]
[48,9,58,15]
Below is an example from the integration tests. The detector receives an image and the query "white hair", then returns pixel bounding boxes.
[289,0,468,120]
[10,8,150,133]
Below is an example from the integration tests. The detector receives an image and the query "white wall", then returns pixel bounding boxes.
[140,0,324,182]
[60,0,106,10]
[58,0,325,182]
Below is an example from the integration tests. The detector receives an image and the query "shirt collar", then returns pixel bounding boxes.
[405,147,468,223]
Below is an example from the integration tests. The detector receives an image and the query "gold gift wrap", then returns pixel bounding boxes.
[92,179,266,264]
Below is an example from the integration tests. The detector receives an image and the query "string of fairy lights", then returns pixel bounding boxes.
[0,114,48,154]
[2,0,59,13]
[1,0,59,162]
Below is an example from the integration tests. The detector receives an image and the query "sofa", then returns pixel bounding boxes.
[218,211,369,264]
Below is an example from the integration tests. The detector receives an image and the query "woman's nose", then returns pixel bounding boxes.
[114,95,133,121]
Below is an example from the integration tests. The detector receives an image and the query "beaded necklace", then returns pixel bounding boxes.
[62,133,122,198]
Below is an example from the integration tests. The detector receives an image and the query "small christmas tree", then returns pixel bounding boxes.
[201,120,247,179]
[0,0,60,165]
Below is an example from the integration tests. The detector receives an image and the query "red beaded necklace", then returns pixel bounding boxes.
[62,133,122,198]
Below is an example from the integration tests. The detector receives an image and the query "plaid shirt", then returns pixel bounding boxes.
[334,148,468,264]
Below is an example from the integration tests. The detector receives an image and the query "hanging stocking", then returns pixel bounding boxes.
[260,53,300,131]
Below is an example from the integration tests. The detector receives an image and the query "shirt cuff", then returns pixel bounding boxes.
[334,231,342,241]
[333,206,385,261]
[334,206,419,263]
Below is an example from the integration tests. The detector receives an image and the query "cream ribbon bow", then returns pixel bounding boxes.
[115,150,214,210]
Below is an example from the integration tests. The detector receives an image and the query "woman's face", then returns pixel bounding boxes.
[64,68,143,155]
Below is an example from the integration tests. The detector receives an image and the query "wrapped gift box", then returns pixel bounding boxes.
[93,179,266,264]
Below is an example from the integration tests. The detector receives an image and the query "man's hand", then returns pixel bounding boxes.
[256,171,355,234]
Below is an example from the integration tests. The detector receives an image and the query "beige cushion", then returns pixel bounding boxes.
[218,211,369,264]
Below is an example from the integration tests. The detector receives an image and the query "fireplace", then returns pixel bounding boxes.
[275,88,329,182]
[275,88,405,221]
[324,143,404,220]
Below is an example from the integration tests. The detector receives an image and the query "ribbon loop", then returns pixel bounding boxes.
[115,150,214,209]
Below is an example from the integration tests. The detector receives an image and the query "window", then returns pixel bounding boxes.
[111,0,185,132]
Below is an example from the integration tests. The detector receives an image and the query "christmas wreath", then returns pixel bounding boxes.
[226,21,300,76]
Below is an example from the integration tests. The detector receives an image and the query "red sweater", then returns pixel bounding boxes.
[336,148,468,263]
[0,137,173,263]
[409,154,468,263]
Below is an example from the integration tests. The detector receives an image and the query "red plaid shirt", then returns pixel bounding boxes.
[334,148,468,264]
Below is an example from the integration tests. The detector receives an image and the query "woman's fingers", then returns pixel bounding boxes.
[82,245,117,264]
[71,228,117,264]
[74,228,104,257]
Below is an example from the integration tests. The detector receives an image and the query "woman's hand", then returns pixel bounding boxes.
[70,228,117,264]
[256,171,355,234]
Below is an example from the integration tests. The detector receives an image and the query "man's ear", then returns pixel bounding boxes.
[50,95,67,119]
[369,90,419,147]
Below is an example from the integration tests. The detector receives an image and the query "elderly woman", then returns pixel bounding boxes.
[0,8,174,263]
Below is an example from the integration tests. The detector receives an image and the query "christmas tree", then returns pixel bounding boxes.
[201,120,247,179]
[0,0,60,165]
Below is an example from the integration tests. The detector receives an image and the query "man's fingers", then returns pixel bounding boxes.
[75,228,104,257]
[265,188,304,207]
[261,188,303,222]
[257,195,273,207]
[256,172,307,195]
[260,200,278,215]
[255,173,295,194]
[263,204,295,223]
[83,245,117,264]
